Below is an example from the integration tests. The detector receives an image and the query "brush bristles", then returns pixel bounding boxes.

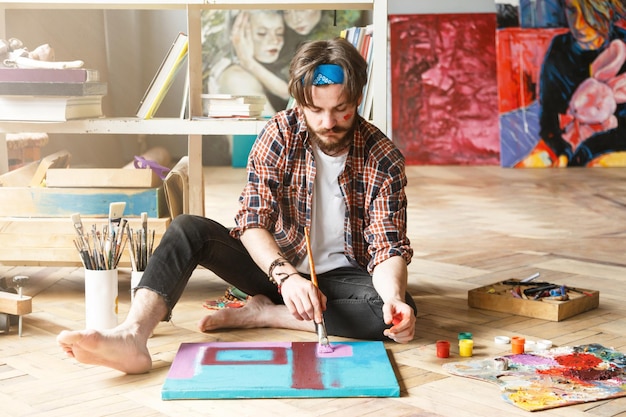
[317,342,334,354]
[71,213,81,224]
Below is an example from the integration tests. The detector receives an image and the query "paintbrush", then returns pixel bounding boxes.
[141,212,148,270]
[126,223,138,271]
[73,238,93,270]
[106,202,126,269]
[70,213,90,251]
[304,227,333,354]
[108,202,126,234]
[71,213,94,269]
[112,218,128,268]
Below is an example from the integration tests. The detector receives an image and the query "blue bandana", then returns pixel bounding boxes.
[311,64,344,85]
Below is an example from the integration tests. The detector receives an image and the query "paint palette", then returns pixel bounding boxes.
[443,344,626,411]
[162,341,400,400]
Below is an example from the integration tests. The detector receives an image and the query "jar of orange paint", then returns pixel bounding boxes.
[511,336,525,354]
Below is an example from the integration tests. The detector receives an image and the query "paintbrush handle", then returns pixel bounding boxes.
[304,227,332,348]
[304,227,318,286]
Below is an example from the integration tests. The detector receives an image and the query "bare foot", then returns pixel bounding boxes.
[57,327,152,374]
[198,294,302,332]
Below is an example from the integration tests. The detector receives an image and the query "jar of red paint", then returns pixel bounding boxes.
[436,340,450,358]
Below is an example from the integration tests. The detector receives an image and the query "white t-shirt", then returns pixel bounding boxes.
[297,144,353,275]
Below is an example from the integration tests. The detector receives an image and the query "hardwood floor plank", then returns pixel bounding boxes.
[1,166,625,415]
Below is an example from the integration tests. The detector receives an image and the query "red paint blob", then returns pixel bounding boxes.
[343,112,353,121]
[555,353,602,369]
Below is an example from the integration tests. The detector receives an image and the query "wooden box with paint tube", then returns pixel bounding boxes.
[468,279,599,321]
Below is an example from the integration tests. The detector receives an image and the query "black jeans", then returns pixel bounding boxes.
[137,214,417,340]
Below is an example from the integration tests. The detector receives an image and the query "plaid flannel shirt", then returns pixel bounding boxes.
[230,107,412,273]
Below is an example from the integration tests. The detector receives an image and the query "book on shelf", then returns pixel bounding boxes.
[207,109,264,118]
[206,103,265,118]
[208,103,264,112]
[341,24,374,119]
[0,81,107,96]
[201,94,266,118]
[0,67,100,83]
[360,28,374,120]
[136,32,189,120]
[0,95,104,121]
[201,94,266,105]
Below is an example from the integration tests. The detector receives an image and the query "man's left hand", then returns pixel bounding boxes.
[382,300,415,343]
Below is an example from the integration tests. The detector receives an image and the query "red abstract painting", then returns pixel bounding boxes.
[389,13,500,165]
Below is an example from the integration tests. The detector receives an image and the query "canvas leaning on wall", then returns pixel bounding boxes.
[389,13,500,166]
[496,0,626,168]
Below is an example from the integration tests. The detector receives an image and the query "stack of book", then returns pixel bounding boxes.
[0,67,106,121]
[201,94,266,118]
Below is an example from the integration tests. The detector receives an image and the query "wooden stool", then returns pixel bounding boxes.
[6,132,49,171]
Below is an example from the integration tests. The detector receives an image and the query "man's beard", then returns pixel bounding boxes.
[308,118,357,156]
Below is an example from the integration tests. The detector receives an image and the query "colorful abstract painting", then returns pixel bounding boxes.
[497,0,626,167]
[389,13,500,165]
[444,344,626,412]
[162,341,399,399]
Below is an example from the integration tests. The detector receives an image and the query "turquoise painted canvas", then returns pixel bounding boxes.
[161,341,400,400]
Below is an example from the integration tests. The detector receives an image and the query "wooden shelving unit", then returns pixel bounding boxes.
[0,0,388,265]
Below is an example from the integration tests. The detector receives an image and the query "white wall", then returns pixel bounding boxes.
[389,0,496,14]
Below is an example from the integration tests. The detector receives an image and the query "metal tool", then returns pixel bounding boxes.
[304,227,332,353]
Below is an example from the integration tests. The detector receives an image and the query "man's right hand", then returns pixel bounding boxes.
[279,275,327,323]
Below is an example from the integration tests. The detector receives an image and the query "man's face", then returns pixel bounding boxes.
[302,84,359,156]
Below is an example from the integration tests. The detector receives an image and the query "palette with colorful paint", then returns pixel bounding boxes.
[443,344,626,411]
[161,341,400,400]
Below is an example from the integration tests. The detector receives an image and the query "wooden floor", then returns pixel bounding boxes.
[1,165,626,416]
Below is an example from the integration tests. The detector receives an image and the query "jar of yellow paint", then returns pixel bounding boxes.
[459,339,474,357]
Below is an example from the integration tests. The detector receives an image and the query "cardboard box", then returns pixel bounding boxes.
[468,281,599,321]
[46,167,161,188]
